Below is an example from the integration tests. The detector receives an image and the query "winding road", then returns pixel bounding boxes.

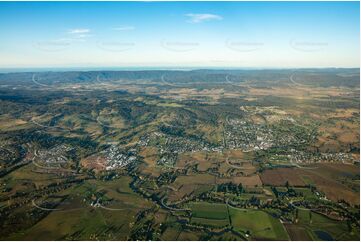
[160,197,190,212]
[32,199,62,211]
[32,74,49,87]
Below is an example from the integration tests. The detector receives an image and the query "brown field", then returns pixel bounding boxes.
[261,164,360,204]
[139,146,158,167]
[177,151,223,171]
[0,115,29,131]
[216,174,262,188]
[176,154,199,168]
[224,149,253,160]
[168,184,213,202]
[221,150,257,176]
[218,162,231,174]
[215,177,233,184]
[157,87,235,102]
[154,209,168,225]
[284,224,313,241]
[81,155,106,171]
[324,108,359,119]
[87,177,153,208]
[172,173,215,188]
[248,86,355,101]
[232,175,263,187]
[197,162,215,172]
[338,132,359,143]
[177,231,201,241]
[250,114,267,124]
[4,164,67,189]
[177,151,208,169]
[227,160,257,174]
[137,163,162,177]
[317,118,359,152]
[260,168,305,187]
[300,164,359,204]
[248,87,311,98]
[313,163,359,177]
[167,173,215,202]
[161,226,181,240]
[316,138,341,153]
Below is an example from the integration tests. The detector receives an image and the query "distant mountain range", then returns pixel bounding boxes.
[0,68,359,87]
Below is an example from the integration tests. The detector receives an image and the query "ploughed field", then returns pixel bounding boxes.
[0,69,359,240]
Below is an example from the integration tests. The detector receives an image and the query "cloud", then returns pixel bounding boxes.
[66,29,92,42]
[185,13,223,23]
[112,26,135,31]
[68,28,91,34]
[71,34,92,39]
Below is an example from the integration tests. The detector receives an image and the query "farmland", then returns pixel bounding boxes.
[229,207,289,240]
[189,202,230,227]
[0,69,359,240]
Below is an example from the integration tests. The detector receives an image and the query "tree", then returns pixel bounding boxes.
[238,183,244,194]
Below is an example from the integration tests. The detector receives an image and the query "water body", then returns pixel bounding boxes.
[314,230,334,241]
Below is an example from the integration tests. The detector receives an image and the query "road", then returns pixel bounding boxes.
[32,74,49,87]
[32,199,61,211]
[160,197,190,212]
[287,198,313,211]
[289,73,308,87]
[288,157,318,170]
[161,74,178,87]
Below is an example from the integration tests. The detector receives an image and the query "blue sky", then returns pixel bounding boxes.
[0,1,359,68]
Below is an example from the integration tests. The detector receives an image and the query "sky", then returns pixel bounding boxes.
[0,1,359,69]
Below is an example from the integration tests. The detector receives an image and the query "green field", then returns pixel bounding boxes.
[293,187,318,200]
[191,217,230,227]
[189,202,229,220]
[229,207,289,240]
[189,202,230,227]
[0,68,359,240]
[5,177,153,240]
[296,209,360,241]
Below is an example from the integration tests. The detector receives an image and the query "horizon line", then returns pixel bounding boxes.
[0,66,359,74]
